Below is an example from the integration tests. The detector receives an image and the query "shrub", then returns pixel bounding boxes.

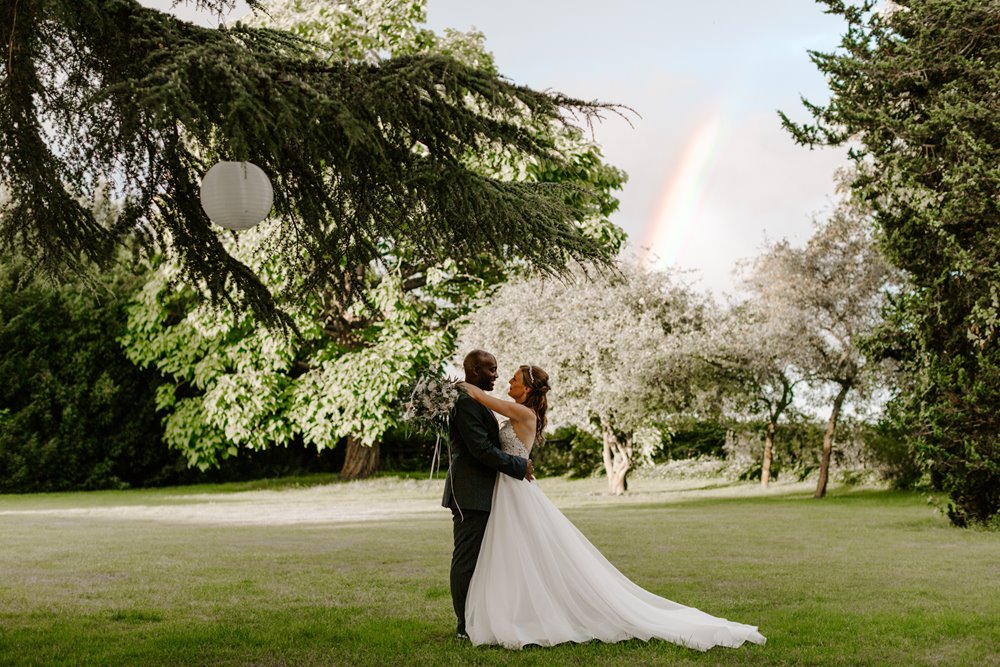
[0,256,176,491]
[654,418,728,461]
[531,425,603,478]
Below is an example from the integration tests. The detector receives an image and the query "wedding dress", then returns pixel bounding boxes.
[465,421,767,651]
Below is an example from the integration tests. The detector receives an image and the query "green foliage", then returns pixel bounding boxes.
[122,251,451,470]
[655,418,728,461]
[0,254,174,492]
[782,0,1000,525]
[0,0,621,328]
[756,418,824,481]
[532,425,604,478]
[864,414,925,491]
[376,426,439,472]
[119,2,627,471]
[720,415,883,483]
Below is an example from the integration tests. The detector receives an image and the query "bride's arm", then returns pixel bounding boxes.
[459,382,535,426]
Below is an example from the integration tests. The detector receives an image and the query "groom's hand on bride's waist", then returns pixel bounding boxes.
[525,459,535,482]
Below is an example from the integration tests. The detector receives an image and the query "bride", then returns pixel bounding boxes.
[458,364,766,651]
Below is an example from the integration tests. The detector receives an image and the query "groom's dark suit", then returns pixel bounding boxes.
[442,391,528,636]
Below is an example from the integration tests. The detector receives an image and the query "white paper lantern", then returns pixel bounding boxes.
[200,161,274,230]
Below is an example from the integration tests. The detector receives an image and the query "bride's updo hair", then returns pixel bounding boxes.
[519,364,550,444]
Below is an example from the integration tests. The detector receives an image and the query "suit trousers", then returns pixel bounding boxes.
[450,507,490,634]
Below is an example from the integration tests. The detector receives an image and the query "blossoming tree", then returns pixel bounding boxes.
[457,263,710,494]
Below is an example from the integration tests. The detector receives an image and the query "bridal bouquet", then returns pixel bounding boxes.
[402,374,460,431]
[401,373,460,478]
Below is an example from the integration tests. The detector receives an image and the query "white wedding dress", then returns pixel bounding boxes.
[465,422,767,651]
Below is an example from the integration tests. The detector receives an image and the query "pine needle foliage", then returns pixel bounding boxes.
[780,0,1000,526]
[0,0,620,328]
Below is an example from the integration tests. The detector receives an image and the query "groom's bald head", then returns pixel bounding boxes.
[464,350,498,390]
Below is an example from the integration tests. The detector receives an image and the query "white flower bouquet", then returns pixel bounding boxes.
[402,375,459,428]
[401,373,460,478]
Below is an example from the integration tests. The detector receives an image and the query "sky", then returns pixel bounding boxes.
[144,0,850,296]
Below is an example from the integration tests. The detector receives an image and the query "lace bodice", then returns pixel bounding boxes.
[500,421,532,458]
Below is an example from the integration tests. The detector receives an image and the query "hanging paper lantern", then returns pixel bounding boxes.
[200,161,274,230]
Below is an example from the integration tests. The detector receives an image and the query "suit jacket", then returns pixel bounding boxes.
[441,391,528,513]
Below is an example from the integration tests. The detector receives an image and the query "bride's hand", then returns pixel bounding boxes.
[458,381,487,404]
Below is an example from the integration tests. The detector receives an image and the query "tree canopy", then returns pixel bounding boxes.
[704,297,805,489]
[746,173,894,497]
[119,0,627,474]
[1,0,622,328]
[457,262,710,494]
[782,0,1000,525]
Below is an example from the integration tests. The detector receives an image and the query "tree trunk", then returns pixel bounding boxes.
[608,465,629,495]
[601,416,631,495]
[761,420,776,488]
[340,435,379,480]
[601,417,614,485]
[815,383,850,499]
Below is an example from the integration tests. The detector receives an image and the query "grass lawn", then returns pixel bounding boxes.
[0,475,997,666]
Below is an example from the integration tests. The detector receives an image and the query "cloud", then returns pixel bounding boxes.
[636,110,848,296]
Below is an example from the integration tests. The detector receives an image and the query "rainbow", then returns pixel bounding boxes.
[640,112,725,270]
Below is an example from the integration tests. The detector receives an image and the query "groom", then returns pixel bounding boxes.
[442,349,533,640]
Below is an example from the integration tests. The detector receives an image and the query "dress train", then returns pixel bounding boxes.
[465,423,766,651]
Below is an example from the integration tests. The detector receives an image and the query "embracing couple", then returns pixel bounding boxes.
[442,349,767,651]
